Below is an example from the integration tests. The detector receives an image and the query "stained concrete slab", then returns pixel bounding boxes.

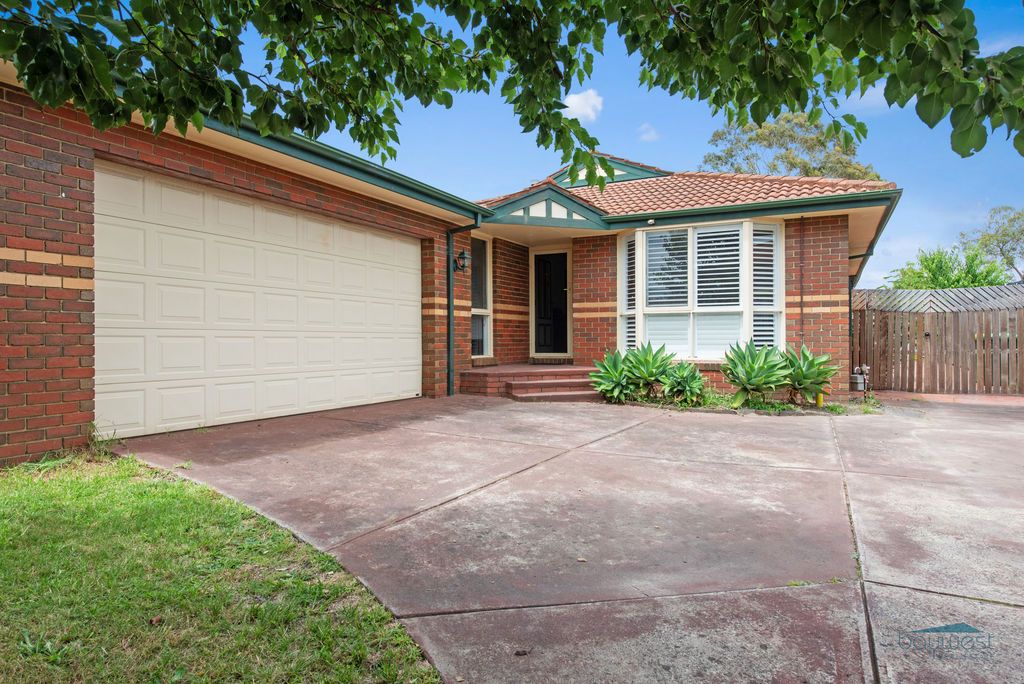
[404,583,870,683]
[834,413,1024,483]
[866,582,1024,684]
[337,450,855,616]
[847,472,1024,605]
[129,412,562,547]
[122,396,1024,681]
[317,395,656,449]
[581,411,840,470]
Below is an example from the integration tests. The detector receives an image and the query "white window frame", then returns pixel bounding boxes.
[617,219,785,360]
[470,234,493,358]
[617,232,637,350]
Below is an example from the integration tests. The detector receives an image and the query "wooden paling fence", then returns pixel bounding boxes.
[853,305,1024,395]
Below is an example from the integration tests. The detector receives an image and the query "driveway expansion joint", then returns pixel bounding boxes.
[863,579,1024,610]
[395,579,861,620]
[830,414,882,684]
[325,412,665,552]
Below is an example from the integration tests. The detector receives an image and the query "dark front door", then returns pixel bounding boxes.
[534,252,568,354]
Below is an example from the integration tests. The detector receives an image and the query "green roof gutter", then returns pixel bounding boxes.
[202,118,492,220]
[601,189,901,229]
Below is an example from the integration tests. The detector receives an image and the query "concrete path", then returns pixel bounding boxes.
[126,396,1024,683]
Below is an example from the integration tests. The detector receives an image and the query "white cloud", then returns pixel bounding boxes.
[637,122,660,142]
[979,33,1024,56]
[563,89,603,122]
[842,84,891,114]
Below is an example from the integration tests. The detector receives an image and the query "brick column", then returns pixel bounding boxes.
[420,233,471,397]
[491,237,529,363]
[571,235,617,366]
[784,215,851,399]
[0,92,95,466]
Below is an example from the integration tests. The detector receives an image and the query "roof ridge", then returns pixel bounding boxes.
[670,170,895,189]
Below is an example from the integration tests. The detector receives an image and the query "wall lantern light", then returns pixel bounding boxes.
[453,250,471,272]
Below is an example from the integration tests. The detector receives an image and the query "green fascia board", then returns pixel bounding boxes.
[602,189,902,229]
[482,185,610,229]
[852,189,902,286]
[552,157,669,188]
[202,118,491,220]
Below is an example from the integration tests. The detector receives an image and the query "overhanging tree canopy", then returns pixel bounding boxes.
[2,0,1022,184]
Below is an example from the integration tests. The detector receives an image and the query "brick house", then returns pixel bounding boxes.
[0,66,900,464]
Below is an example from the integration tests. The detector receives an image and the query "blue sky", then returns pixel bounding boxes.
[312,1,1024,287]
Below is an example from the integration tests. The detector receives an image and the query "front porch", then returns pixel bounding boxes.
[460,364,600,402]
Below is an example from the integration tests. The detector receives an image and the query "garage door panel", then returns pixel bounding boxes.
[260,207,299,244]
[303,296,336,327]
[95,335,146,380]
[96,217,146,270]
[95,277,146,323]
[95,164,422,437]
[145,176,206,228]
[300,216,334,252]
[211,241,256,279]
[95,166,145,218]
[209,193,256,238]
[155,231,205,275]
[95,389,146,437]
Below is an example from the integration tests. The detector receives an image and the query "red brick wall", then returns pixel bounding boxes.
[0,83,466,465]
[490,237,529,363]
[571,235,617,366]
[784,215,851,398]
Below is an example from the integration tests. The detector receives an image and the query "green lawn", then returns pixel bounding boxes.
[0,455,439,683]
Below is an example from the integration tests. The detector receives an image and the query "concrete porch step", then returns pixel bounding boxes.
[508,389,603,403]
[505,378,594,394]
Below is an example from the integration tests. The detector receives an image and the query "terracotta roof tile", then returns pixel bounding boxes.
[566,171,897,216]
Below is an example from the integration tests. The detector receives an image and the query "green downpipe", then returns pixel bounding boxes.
[446,215,482,396]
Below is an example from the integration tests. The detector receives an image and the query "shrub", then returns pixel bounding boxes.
[661,361,705,406]
[589,350,634,404]
[721,341,789,408]
[623,342,675,399]
[783,344,839,404]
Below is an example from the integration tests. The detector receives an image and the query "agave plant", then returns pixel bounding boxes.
[623,342,675,399]
[661,361,705,406]
[721,340,789,408]
[783,344,839,404]
[589,350,635,404]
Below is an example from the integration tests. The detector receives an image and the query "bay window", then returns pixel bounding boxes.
[618,221,783,359]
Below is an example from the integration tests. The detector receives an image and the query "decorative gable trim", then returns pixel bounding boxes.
[483,186,610,230]
[551,156,670,188]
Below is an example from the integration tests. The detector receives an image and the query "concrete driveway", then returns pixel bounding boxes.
[126,396,1024,683]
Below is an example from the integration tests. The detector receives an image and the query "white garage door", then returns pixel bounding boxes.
[94,163,422,438]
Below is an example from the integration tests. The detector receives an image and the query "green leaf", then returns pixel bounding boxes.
[951,120,988,157]
[730,389,748,409]
[915,93,946,128]
[1015,130,1024,156]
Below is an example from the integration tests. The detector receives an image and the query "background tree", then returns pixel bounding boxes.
[960,206,1024,281]
[701,112,880,179]
[886,245,1010,289]
[2,1,1023,183]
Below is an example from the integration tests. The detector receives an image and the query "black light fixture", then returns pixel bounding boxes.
[453,249,471,272]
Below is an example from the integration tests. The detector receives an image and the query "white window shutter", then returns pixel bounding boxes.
[625,236,636,310]
[752,227,777,307]
[696,227,741,307]
[645,314,691,357]
[752,312,779,349]
[694,312,742,358]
